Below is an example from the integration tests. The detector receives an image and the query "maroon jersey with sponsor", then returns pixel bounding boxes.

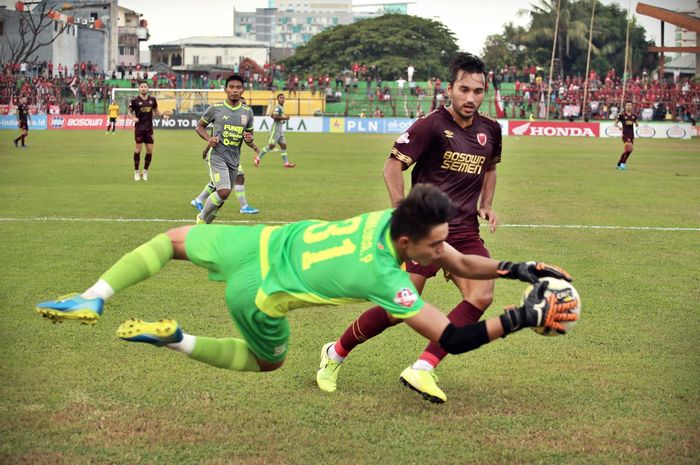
[17,103,29,125]
[129,95,158,133]
[617,112,637,140]
[390,107,502,231]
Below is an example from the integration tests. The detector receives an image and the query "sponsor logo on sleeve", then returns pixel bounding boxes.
[396,132,410,144]
[394,287,418,308]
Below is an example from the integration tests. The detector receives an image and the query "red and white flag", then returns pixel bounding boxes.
[494,88,505,118]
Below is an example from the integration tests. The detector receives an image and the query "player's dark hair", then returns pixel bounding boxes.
[390,184,456,241]
[277,93,285,98]
[624,100,633,105]
[226,74,245,86]
[448,53,486,85]
[138,80,148,85]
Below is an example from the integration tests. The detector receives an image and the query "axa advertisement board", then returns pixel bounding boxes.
[254,117,323,133]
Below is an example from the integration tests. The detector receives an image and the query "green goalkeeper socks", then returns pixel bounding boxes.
[190,337,261,372]
[99,233,174,293]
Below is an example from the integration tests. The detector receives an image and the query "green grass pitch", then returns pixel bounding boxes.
[1,129,699,465]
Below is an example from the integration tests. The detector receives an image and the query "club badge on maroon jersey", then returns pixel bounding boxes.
[394,287,418,307]
[477,133,488,146]
[241,115,248,126]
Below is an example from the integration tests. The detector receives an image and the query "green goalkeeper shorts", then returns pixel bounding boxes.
[185,224,290,363]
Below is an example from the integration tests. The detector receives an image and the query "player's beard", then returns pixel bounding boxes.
[454,103,477,121]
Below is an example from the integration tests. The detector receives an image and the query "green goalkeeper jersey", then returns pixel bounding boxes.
[256,209,424,319]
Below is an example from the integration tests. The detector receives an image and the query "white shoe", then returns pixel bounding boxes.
[134,171,140,181]
[142,171,148,181]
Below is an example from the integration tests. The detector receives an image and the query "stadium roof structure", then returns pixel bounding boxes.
[635,2,699,76]
[150,36,268,48]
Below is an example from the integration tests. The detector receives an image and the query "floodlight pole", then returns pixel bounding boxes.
[582,0,596,121]
[545,0,562,120]
[621,1,632,109]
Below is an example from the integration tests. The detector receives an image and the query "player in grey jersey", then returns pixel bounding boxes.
[194,75,256,224]
[191,99,260,215]
[254,93,296,168]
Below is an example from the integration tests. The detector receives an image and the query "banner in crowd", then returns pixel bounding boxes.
[0,114,48,130]
[599,122,694,139]
[509,121,599,137]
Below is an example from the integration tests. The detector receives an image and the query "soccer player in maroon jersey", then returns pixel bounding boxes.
[13,97,30,149]
[317,52,503,403]
[615,101,638,171]
[129,81,169,181]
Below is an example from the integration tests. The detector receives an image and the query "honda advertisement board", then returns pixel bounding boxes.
[509,121,599,137]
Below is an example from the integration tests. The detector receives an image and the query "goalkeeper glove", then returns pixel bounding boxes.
[496,261,572,283]
[499,281,579,335]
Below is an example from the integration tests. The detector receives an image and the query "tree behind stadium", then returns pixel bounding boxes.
[482,0,658,77]
[281,14,459,81]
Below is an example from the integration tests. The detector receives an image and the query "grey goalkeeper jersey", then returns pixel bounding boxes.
[199,101,254,163]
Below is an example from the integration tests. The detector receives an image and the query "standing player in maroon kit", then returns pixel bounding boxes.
[13,97,30,149]
[316,53,503,403]
[615,100,638,171]
[129,81,169,181]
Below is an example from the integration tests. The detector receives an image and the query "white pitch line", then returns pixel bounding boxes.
[501,223,700,231]
[0,216,287,224]
[0,217,698,231]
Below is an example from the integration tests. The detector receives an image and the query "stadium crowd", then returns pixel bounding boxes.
[498,68,699,123]
[1,59,698,123]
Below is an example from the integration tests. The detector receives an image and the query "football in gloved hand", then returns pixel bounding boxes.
[523,277,581,336]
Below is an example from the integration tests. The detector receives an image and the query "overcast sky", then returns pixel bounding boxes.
[121,0,697,53]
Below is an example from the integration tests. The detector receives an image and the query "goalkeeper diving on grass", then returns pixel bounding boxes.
[36,184,577,389]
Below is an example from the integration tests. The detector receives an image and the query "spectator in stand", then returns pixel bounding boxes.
[396,77,406,96]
